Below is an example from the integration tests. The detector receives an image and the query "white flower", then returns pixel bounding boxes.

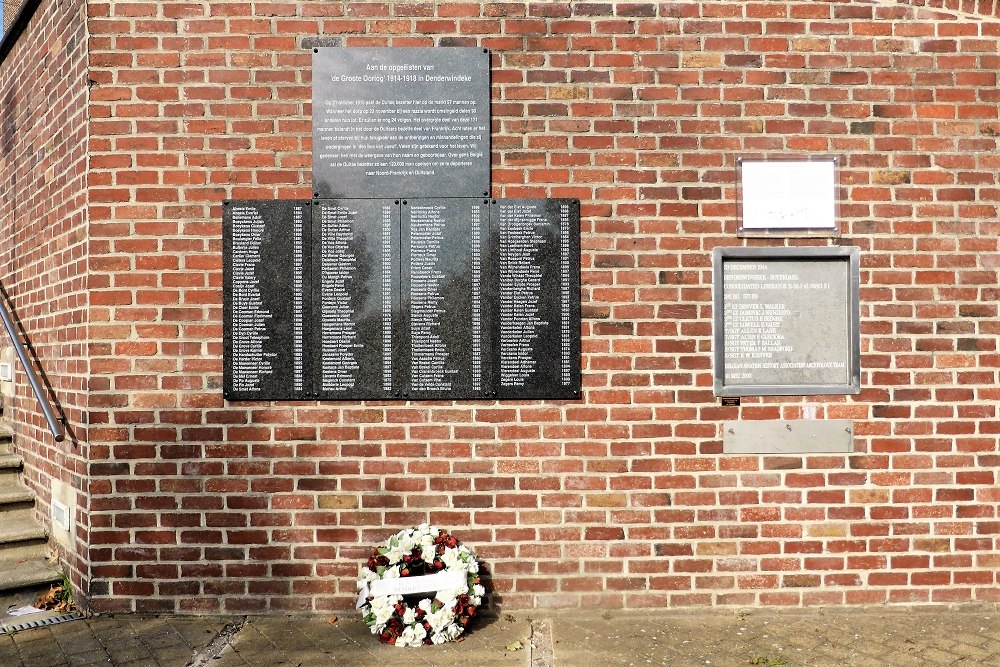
[436,592,458,613]
[369,594,400,629]
[427,606,454,632]
[431,630,449,644]
[473,584,485,597]
[444,622,462,640]
[402,607,416,626]
[441,547,462,569]
[399,624,427,647]
[382,565,401,579]
[385,546,405,564]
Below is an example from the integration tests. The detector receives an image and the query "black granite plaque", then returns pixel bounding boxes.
[713,247,861,396]
[312,47,491,199]
[490,199,581,399]
[314,199,401,399]
[223,200,311,400]
[224,197,581,402]
[401,199,490,399]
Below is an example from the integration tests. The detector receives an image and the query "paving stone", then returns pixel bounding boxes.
[1,609,1000,666]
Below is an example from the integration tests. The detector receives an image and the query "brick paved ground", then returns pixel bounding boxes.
[1,608,998,666]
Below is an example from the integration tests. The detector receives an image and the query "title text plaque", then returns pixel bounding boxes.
[312,47,491,199]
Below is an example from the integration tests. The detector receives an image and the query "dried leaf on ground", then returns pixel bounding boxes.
[36,584,72,612]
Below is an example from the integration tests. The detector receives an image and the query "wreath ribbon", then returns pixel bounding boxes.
[356,570,467,608]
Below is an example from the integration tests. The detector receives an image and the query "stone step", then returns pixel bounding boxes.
[0,483,34,507]
[0,453,21,471]
[0,539,49,563]
[0,552,61,596]
[0,515,47,548]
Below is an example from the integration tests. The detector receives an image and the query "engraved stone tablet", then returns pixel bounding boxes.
[223,200,311,400]
[401,199,490,399]
[490,199,581,400]
[713,247,861,396]
[312,47,491,199]
[313,199,401,399]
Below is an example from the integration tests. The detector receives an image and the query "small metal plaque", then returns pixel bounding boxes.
[737,156,839,237]
[713,246,860,396]
[490,199,582,400]
[314,199,401,400]
[223,200,311,400]
[312,47,491,199]
[723,420,855,454]
[721,396,740,407]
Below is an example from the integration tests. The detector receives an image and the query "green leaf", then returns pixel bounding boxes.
[505,640,523,652]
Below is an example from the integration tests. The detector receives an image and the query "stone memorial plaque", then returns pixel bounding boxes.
[713,247,860,396]
[312,47,491,199]
[313,199,401,399]
[401,199,490,399]
[490,199,581,400]
[223,200,311,400]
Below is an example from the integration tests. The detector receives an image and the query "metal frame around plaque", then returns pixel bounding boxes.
[736,155,840,238]
[712,246,861,397]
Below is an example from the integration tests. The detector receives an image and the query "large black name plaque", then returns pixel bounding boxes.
[492,199,581,400]
[315,199,401,400]
[713,247,861,396]
[402,199,490,399]
[223,199,580,401]
[312,48,491,199]
[223,200,311,400]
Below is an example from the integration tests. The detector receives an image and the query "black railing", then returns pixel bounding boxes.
[0,294,64,442]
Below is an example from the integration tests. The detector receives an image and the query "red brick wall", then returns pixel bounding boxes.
[79,1,1000,613]
[0,0,90,594]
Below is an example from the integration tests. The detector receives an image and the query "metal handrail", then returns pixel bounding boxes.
[0,293,64,442]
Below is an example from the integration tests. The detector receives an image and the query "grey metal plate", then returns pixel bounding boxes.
[490,199,582,400]
[312,47,491,199]
[223,200,311,401]
[713,246,861,396]
[723,420,855,454]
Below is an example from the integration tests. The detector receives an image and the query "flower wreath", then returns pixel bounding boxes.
[357,524,484,646]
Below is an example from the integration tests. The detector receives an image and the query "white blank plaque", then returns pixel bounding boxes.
[737,157,838,236]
